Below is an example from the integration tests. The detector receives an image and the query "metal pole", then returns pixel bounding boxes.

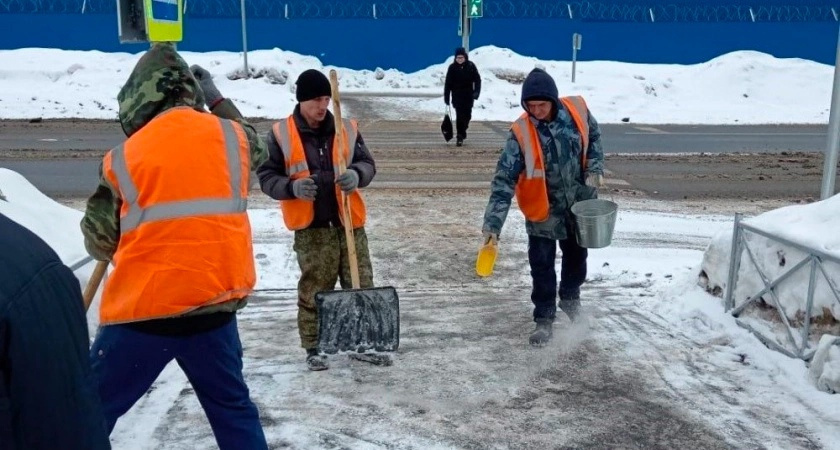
[822,24,840,199]
[724,213,742,311]
[240,0,249,77]
[461,0,469,52]
[571,33,581,83]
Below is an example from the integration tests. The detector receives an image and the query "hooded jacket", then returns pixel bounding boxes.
[482,68,605,241]
[80,43,268,332]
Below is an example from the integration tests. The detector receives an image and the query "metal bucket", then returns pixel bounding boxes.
[571,199,618,249]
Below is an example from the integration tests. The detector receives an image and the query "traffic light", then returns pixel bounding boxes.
[468,0,483,18]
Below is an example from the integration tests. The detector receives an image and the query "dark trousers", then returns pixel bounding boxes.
[454,105,472,139]
[528,234,588,322]
[90,317,268,450]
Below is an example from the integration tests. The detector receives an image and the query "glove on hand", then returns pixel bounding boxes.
[473,91,480,100]
[190,65,223,108]
[292,177,318,200]
[336,169,359,192]
[482,231,498,244]
[586,173,605,189]
[444,97,450,106]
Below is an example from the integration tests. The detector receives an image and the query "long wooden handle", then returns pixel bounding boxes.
[83,260,108,311]
[329,69,360,289]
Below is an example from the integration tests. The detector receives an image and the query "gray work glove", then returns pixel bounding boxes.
[291,177,318,201]
[586,173,605,189]
[190,64,223,109]
[482,231,498,244]
[336,169,359,192]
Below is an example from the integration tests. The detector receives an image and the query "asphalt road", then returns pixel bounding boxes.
[0,119,834,200]
[0,119,827,153]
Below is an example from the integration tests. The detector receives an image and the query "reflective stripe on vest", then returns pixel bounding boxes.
[559,95,590,169]
[511,96,591,222]
[271,116,367,230]
[110,119,247,233]
[512,115,545,181]
[99,108,255,325]
[511,114,550,222]
[272,118,358,178]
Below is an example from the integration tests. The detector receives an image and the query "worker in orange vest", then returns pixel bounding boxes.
[257,69,377,371]
[80,43,269,449]
[481,68,606,347]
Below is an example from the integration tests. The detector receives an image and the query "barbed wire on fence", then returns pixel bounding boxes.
[0,0,837,22]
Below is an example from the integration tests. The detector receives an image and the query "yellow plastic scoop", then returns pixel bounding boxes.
[475,237,498,277]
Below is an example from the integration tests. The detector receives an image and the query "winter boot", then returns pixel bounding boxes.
[529,320,554,347]
[559,298,581,322]
[306,348,328,371]
[456,137,464,147]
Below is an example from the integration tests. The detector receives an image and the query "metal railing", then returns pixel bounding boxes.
[724,213,840,360]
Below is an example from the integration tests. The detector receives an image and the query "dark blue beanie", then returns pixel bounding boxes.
[520,68,559,112]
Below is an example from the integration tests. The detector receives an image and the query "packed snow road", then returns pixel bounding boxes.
[105,193,834,449]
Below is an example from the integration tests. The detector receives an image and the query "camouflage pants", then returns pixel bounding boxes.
[293,226,374,349]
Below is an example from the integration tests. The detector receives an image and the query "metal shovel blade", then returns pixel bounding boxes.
[316,286,400,354]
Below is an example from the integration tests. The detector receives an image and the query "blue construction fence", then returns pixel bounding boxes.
[1,1,838,71]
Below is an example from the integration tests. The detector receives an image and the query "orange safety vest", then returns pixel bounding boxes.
[511,96,590,222]
[99,107,255,325]
[271,116,367,230]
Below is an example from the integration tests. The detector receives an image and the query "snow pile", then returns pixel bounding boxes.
[0,46,832,123]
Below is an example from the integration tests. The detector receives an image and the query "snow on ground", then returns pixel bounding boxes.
[0,46,833,124]
[2,166,839,448]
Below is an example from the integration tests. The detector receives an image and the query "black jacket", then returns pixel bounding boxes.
[444,60,481,109]
[0,213,110,450]
[257,106,376,228]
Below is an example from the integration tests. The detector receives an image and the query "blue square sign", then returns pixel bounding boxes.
[151,0,179,22]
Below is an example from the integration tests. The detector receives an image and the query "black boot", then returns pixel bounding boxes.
[456,137,464,147]
[306,348,328,371]
[559,298,581,322]
[529,320,553,347]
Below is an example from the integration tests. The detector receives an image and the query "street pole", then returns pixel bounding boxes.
[822,23,840,199]
[461,0,470,52]
[571,33,582,83]
[240,0,249,77]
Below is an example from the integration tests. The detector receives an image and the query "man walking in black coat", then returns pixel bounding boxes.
[0,213,110,450]
[444,47,482,147]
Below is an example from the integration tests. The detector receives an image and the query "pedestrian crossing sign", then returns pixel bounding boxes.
[146,0,183,41]
[117,0,183,43]
[469,0,483,18]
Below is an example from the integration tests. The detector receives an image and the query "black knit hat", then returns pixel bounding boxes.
[521,68,559,111]
[295,69,331,102]
[454,47,468,57]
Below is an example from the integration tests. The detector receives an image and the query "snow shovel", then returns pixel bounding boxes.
[315,70,400,363]
[475,235,498,277]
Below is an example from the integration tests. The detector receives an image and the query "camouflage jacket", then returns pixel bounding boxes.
[81,43,267,262]
[482,107,604,241]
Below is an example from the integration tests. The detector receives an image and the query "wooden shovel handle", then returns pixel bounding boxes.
[83,260,108,312]
[329,69,361,289]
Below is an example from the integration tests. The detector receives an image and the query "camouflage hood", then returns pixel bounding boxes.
[117,42,204,137]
